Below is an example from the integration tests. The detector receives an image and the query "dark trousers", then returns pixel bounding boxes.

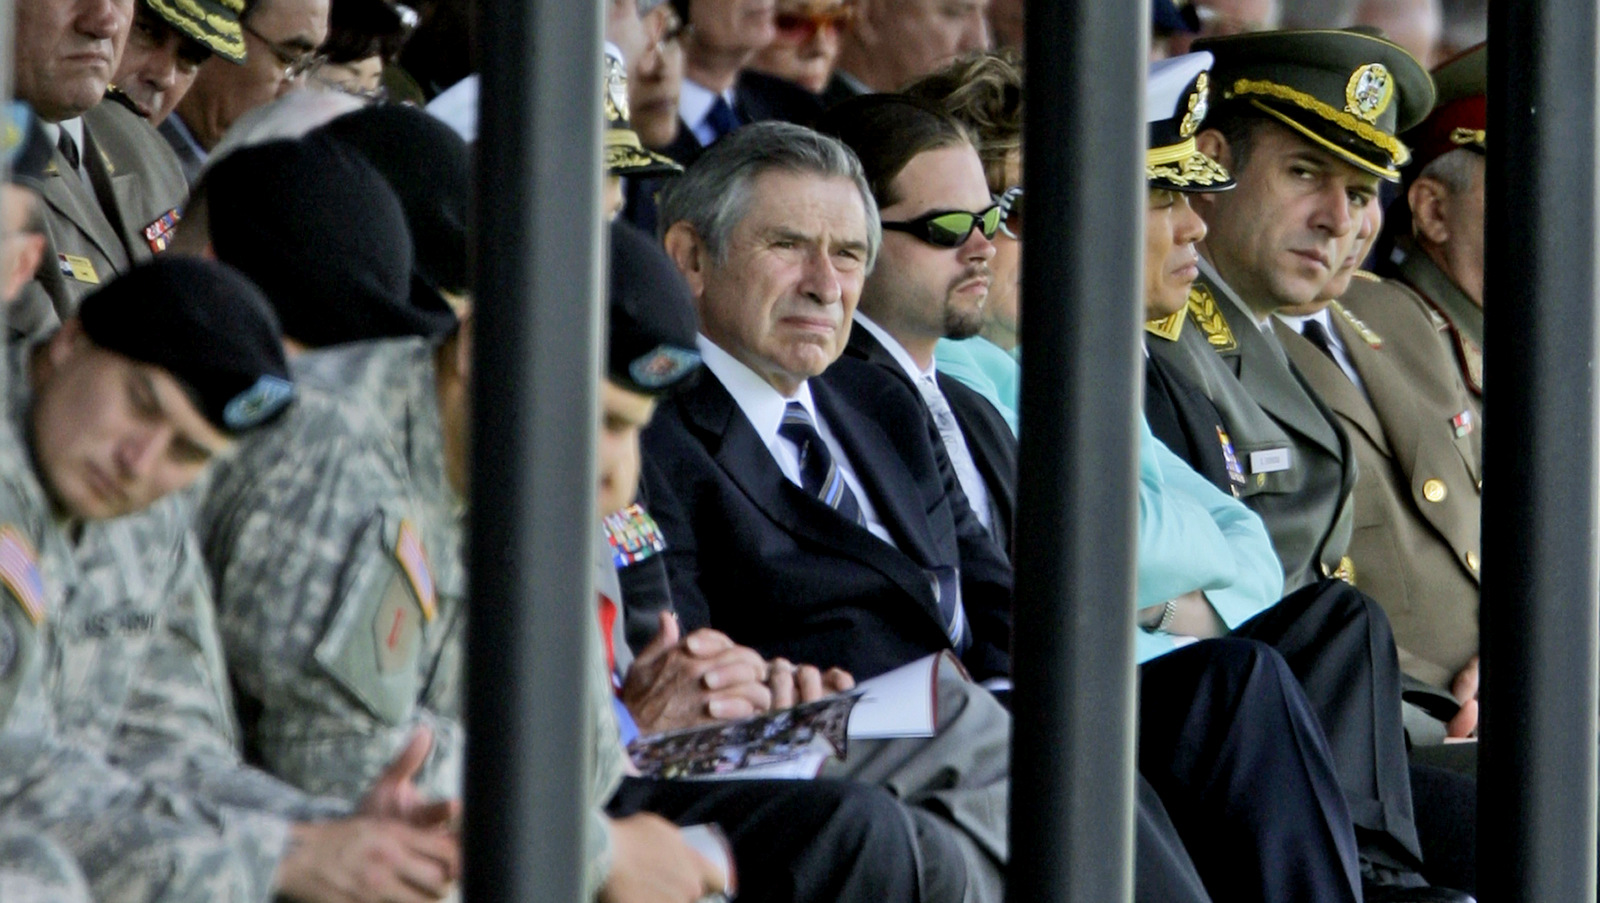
[1233,578,1424,866]
[1140,638,1364,903]
[608,775,921,903]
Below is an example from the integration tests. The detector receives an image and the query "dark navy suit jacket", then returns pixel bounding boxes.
[638,355,1013,682]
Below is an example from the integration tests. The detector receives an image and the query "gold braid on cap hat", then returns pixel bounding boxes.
[151,0,246,57]
[1228,78,1410,166]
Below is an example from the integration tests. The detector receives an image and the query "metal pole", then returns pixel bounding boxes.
[462,0,604,899]
[1478,2,1600,899]
[1008,1,1146,901]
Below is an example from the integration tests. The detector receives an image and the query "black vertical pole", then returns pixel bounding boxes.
[463,0,604,899]
[1479,3,1600,900]
[1009,1,1147,901]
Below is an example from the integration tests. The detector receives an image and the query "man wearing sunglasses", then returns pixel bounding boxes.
[165,0,330,183]
[815,94,1014,554]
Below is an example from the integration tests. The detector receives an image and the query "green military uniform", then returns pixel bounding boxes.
[200,338,622,895]
[11,100,188,338]
[1388,236,1483,419]
[1381,46,1486,420]
[1277,274,1483,691]
[1147,261,1359,592]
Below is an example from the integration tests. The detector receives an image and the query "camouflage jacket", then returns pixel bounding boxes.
[201,337,623,894]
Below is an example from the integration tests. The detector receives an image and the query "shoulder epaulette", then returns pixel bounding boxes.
[1332,300,1384,348]
[1186,284,1237,352]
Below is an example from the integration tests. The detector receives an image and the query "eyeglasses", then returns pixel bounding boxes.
[881,204,1003,248]
[242,21,325,81]
[997,186,1022,240]
[773,5,856,42]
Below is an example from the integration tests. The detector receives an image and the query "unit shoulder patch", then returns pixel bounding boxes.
[1332,300,1384,348]
[393,520,437,622]
[1186,284,1237,352]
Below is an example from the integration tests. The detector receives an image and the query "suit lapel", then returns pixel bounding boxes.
[1333,312,1427,473]
[1274,319,1390,455]
[1204,272,1344,458]
[37,148,126,268]
[812,376,942,564]
[679,372,934,575]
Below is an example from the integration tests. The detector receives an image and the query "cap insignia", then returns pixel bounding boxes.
[604,54,631,123]
[628,344,701,389]
[1180,72,1209,138]
[1345,63,1395,124]
[222,373,294,431]
[1186,284,1237,353]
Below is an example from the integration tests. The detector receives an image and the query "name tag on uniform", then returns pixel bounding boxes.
[57,254,99,284]
[1248,447,1291,474]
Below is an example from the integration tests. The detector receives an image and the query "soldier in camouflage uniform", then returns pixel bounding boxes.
[2,258,462,903]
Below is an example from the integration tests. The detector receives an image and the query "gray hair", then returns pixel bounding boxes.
[1417,147,1481,194]
[657,121,883,271]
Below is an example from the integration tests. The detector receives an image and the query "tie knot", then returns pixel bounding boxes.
[780,401,815,432]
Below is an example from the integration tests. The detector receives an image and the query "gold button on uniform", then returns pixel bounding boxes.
[1466,551,1480,574]
[1423,479,1447,502]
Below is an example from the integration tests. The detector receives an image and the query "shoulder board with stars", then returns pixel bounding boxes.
[1332,300,1384,348]
[1186,284,1237,353]
[604,503,668,568]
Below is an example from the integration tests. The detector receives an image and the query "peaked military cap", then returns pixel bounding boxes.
[1404,42,1485,176]
[1197,29,1435,181]
[605,51,682,178]
[143,0,247,64]
[1148,52,1233,192]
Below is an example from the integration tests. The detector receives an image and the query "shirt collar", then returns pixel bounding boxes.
[678,78,735,133]
[1273,306,1336,340]
[696,335,817,444]
[854,313,936,384]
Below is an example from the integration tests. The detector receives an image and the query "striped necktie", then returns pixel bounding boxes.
[778,402,864,526]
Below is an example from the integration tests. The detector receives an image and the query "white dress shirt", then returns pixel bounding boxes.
[677,79,736,148]
[854,315,997,533]
[1274,308,1370,398]
[697,336,897,548]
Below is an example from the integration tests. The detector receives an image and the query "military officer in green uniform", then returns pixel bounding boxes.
[1144,29,1434,594]
[8,0,202,338]
[1375,44,1486,420]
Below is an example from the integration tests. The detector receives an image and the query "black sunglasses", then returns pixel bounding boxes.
[881,204,1003,248]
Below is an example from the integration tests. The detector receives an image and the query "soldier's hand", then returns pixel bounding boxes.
[767,658,854,710]
[276,817,460,903]
[599,814,725,903]
[358,727,461,831]
[622,612,772,733]
[1447,656,1480,739]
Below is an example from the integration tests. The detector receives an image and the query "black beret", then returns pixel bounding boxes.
[316,104,471,313]
[609,219,701,396]
[77,257,294,434]
[199,135,455,348]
